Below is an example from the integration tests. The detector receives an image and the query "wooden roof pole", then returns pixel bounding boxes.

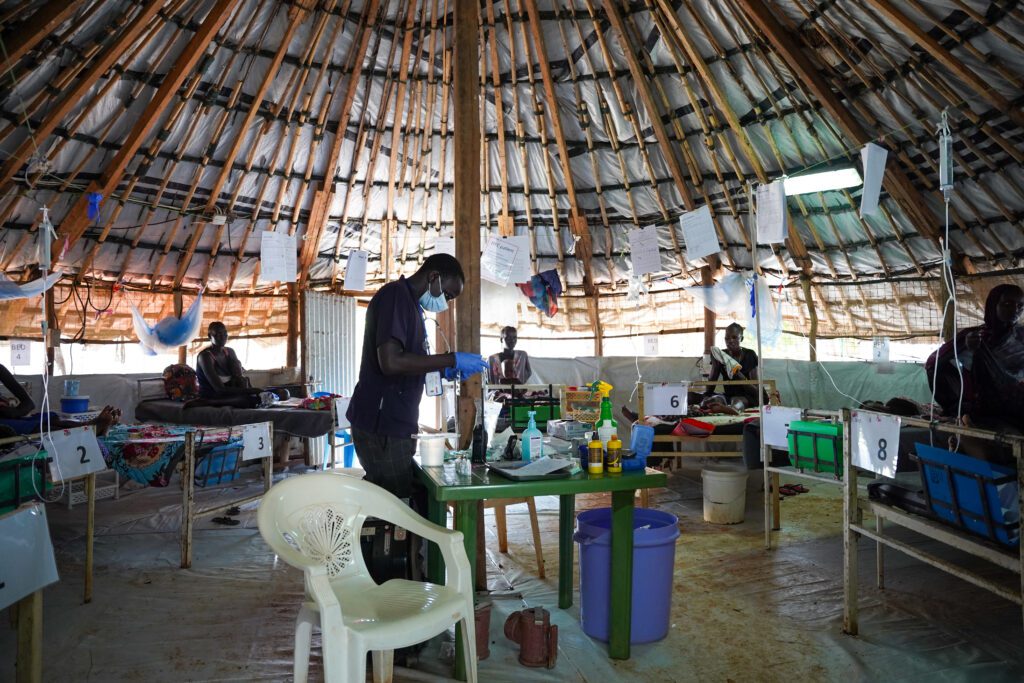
[0,0,167,194]
[862,0,1023,130]
[0,0,81,76]
[50,0,240,260]
[453,0,480,451]
[298,0,382,288]
[733,0,943,247]
[521,0,603,353]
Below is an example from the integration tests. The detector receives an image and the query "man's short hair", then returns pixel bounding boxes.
[421,254,465,283]
[725,322,744,336]
[501,326,517,336]
[208,321,226,335]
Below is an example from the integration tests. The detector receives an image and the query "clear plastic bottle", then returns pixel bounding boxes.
[521,410,544,461]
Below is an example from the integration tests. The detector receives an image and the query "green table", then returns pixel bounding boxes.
[416,461,667,672]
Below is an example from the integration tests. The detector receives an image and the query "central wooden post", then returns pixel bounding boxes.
[702,266,715,353]
[173,291,186,365]
[286,283,300,368]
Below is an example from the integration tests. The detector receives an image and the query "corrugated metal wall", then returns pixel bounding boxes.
[303,291,359,465]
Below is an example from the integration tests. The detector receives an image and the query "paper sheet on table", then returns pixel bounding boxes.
[629,225,662,275]
[679,205,720,259]
[480,237,519,286]
[433,236,455,256]
[514,456,572,476]
[756,181,787,244]
[343,250,368,291]
[860,142,888,217]
[259,231,297,282]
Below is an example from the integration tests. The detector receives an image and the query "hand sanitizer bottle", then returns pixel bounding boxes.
[521,410,544,461]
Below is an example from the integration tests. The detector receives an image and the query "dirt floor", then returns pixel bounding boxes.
[3,458,1023,682]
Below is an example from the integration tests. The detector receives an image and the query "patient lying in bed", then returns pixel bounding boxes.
[0,363,122,438]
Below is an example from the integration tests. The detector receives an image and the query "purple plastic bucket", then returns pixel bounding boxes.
[574,507,679,643]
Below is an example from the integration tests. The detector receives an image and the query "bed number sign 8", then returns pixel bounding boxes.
[851,411,900,478]
[242,422,272,461]
[46,426,106,482]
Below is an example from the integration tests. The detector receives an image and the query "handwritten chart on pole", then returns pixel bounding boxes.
[629,225,662,276]
[679,205,720,260]
[260,231,297,282]
[756,181,787,244]
[343,250,368,291]
[851,410,900,478]
[502,235,533,284]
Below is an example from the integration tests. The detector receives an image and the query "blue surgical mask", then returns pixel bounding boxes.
[419,277,448,313]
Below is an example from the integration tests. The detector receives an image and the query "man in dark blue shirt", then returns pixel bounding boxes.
[346,254,487,498]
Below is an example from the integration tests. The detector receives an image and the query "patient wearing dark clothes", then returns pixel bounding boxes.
[193,322,288,409]
[0,364,121,437]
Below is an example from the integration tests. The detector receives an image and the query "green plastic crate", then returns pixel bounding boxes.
[787,420,843,477]
[509,397,561,433]
[0,452,50,515]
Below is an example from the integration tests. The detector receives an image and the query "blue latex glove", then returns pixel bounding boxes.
[448,352,488,380]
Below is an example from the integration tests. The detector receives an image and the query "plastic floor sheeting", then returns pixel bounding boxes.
[3,462,1024,682]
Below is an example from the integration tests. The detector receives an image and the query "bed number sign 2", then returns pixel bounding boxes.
[644,383,688,416]
[851,410,900,478]
[46,426,106,482]
[242,422,272,461]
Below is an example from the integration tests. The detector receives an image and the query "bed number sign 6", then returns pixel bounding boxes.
[851,410,900,478]
[46,426,107,482]
[242,422,272,461]
[644,383,689,416]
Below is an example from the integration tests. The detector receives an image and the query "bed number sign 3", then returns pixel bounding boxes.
[851,410,900,478]
[242,422,272,461]
[46,425,106,482]
[644,383,688,416]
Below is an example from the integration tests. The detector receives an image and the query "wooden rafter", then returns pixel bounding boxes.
[0,0,82,77]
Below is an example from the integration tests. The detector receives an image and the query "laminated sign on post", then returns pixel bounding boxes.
[242,422,272,461]
[851,410,900,478]
[645,383,688,415]
[761,405,803,449]
[10,340,29,367]
[0,504,59,610]
[45,426,106,482]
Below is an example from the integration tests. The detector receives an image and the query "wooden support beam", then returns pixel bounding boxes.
[0,1,166,192]
[15,590,42,683]
[800,275,818,361]
[733,0,944,247]
[49,0,241,259]
[453,0,480,452]
[0,0,80,76]
[702,266,715,353]
[863,0,1024,130]
[173,291,186,365]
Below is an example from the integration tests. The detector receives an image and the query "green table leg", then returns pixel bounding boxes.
[609,489,635,659]
[426,495,446,585]
[558,493,575,609]
[453,501,477,682]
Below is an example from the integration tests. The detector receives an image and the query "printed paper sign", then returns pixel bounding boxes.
[334,397,351,430]
[629,225,662,276]
[762,405,803,449]
[860,142,888,217]
[503,235,533,284]
[851,410,900,478]
[872,336,890,364]
[434,236,455,256]
[45,426,106,482]
[645,383,688,416]
[343,250,368,291]
[643,335,659,356]
[260,231,297,282]
[756,181,787,244]
[242,422,272,461]
[679,205,720,260]
[0,504,59,610]
[480,237,519,286]
[10,340,30,367]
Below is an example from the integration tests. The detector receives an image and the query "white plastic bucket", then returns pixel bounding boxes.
[701,467,747,524]
[416,433,457,467]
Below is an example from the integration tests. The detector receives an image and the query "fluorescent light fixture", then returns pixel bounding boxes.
[783,167,862,196]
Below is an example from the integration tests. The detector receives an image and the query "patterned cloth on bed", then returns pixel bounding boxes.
[101,424,236,487]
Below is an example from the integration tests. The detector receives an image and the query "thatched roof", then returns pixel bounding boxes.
[0,0,1021,341]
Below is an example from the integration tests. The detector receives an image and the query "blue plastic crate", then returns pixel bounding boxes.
[915,443,1019,548]
[195,442,243,487]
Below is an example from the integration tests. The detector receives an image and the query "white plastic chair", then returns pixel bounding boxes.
[258,472,477,683]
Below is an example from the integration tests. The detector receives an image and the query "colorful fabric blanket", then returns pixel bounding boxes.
[102,424,236,487]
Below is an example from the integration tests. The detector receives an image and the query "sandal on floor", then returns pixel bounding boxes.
[226,506,241,516]
[777,485,799,497]
[212,516,240,526]
[784,483,809,494]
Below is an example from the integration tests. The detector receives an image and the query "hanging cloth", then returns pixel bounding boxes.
[131,292,204,355]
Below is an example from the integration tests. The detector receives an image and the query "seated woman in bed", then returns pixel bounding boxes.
[194,322,287,409]
[929,283,1024,433]
[0,363,121,437]
[703,323,767,410]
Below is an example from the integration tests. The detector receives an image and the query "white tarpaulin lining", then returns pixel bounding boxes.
[0,0,1019,337]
